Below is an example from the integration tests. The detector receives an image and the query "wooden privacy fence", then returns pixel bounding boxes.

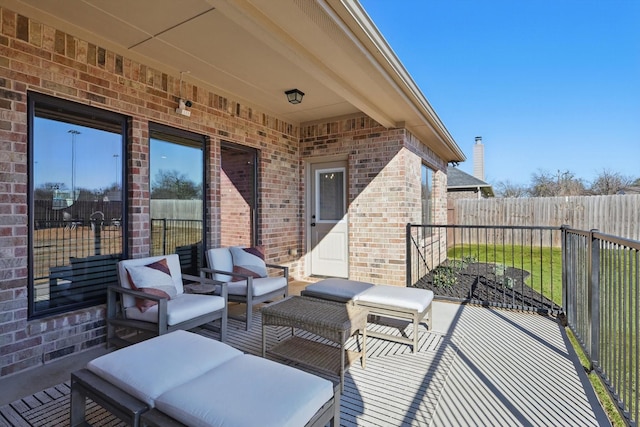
[450,194,640,243]
[151,200,202,220]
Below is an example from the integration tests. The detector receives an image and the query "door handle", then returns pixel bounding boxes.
[310,222,316,227]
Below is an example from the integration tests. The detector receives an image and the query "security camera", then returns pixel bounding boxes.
[176,99,192,117]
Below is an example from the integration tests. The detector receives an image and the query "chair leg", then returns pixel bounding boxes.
[245,303,252,331]
[413,315,419,354]
[220,313,228,342]
[70,384,87,427]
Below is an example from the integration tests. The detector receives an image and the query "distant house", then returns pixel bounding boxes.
[447,166,494,199]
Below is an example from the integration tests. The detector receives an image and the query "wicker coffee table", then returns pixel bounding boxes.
[262,296,367,390]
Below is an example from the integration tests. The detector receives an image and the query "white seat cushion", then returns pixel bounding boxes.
[125,293,225,325]
[87,331,242,407]
[355,285,434,312]
[155,354,334,427]
[304,278,374,300]
[225,276,287,297]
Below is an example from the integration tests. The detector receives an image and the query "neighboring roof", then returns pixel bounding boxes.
[619,186,640,195]
[5,0,465,163]
[447,166,495,197]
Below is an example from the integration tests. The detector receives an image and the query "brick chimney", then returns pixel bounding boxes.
[473,136,484,181]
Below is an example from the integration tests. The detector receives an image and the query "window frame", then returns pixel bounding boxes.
[220,141,259,247]
[27,92,128,319]
[149,122,208,270]
[421,164,433,225]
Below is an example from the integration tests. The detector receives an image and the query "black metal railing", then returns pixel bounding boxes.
[150,218,203,275]
[407,224,563,314]
[407,223,639,425]
[564,229,639,424]
[32,219,122,316]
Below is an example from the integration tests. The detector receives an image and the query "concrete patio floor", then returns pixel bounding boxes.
[0,282,611,426]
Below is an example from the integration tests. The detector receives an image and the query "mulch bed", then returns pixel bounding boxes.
[413,261,559,313]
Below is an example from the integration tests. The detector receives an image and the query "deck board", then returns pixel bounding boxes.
[0,301,610,426]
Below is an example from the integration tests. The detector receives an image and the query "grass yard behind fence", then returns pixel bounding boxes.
[447,243,563,306]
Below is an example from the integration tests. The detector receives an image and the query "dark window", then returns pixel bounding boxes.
[149,123,206,275]
[220,142,258,247]
[421,164,433,225]
[28,92,127,318]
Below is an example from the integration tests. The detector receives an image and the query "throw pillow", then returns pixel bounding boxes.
[229,246,267,282]
[125,258,177,313]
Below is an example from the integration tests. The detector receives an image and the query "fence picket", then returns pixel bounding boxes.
[452,194,640,241]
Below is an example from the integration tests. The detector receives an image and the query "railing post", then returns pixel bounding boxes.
[162,218,167,255]
[406,223,412,287]
[561,225,568,315]
[589,229,600,371]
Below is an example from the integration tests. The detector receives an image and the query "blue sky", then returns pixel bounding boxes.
[360,0,640,186]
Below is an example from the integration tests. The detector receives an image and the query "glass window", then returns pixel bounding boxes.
[149,123,205,275]
[220,142,258,247]
[317,169,345,221]
[421,164,432,225]
[29,93,126,318]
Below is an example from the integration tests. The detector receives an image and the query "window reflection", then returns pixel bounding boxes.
[30,93,125,317]
[149,125,204,275]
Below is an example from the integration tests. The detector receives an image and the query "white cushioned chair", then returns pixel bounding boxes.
[107,254,227,348]
[204,247,288,331]
[71,331,339,427]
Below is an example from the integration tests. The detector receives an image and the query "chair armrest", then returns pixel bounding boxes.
[266,264,289,281]
[200,267,252,281]
[107,285,166,302]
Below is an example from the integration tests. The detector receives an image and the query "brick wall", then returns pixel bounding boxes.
[0,5,453,377]
[300,118,448,286]
[0,6,301,377]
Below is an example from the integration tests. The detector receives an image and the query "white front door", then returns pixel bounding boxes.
[309,161,349,278]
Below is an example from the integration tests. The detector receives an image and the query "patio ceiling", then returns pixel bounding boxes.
[4,0,465,162]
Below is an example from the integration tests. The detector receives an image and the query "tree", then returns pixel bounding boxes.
[494,180,528,198]
[529,169,585,197]
[589,169,634,195]
[151,169,201,199]
[34,182,67,200]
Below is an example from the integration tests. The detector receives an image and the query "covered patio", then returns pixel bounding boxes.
[0,290,609,426]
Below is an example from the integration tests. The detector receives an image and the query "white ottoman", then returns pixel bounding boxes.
[302,279,434,353]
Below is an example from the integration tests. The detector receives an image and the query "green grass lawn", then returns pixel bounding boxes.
[447,244,563,305]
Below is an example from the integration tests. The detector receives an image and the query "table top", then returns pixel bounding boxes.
[262,296,365,339]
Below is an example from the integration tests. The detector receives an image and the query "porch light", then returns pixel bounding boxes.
[285,89,304,104]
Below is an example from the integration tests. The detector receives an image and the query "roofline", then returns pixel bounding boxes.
[328,0,466,162]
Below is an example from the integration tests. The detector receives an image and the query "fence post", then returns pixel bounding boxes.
[406,223,412,287]
[589,229,600,371]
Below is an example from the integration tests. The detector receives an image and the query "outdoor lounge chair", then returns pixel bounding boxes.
[302,278,434,353]
[106,254,227,348]
[71,330,339,427]
[204,247,288,331]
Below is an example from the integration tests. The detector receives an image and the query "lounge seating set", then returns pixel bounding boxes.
[72,248,433,427]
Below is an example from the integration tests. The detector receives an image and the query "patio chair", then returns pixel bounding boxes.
[106,254,227,348]
[204,246,288,331]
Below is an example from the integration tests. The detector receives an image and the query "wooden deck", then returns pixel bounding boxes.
[0,300,611,426]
